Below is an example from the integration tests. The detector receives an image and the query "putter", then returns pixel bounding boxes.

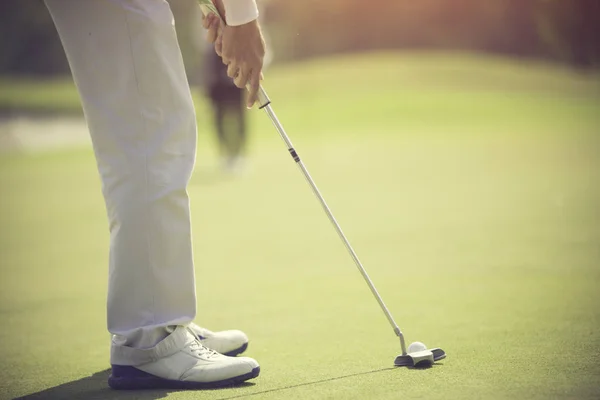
[198,0,446,368]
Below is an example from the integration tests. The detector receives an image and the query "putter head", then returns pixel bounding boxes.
[394,348,446,368]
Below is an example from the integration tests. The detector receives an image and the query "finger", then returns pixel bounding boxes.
[233,66,249,89]
[246,69,260,108]
[203,13,216,30]
[206,28,218,44]
[215,34,223,57]
[213,0,226,22]
[227,62,238,79]
[201,13,209,29]
[206,16,220,43]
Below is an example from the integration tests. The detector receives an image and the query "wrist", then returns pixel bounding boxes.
[221,0,259,26]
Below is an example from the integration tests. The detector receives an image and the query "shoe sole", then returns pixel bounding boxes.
[223,342,248,357]
[108,365,260,390]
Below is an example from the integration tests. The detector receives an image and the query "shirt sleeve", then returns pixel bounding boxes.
[222,0,259,26]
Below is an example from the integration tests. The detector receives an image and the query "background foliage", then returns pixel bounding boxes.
[1,0,598,77]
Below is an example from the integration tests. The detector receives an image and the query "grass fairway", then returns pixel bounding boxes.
[1,52,599,399]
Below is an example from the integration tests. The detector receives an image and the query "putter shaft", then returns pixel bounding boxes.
[196,0,408,357]
[259,89,408,355]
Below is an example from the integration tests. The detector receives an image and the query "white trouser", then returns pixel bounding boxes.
[45,0,198,364]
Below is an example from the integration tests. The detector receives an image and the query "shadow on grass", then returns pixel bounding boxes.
[215,365,437,400]
[15,365,438,400]
[14,369,256,400]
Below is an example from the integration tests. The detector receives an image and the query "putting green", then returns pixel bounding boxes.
[1,52,599,399]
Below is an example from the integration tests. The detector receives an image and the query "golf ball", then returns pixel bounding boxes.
[408,341,427,353]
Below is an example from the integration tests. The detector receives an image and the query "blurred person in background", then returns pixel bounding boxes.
[204,41,249,173]
[44,0,266,391]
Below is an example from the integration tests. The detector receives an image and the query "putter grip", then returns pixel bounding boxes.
[197,0,271,108]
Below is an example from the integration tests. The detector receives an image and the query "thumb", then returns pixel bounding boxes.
[211,0,227,24]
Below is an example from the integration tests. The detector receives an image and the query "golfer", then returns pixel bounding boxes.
[44,0,265,390]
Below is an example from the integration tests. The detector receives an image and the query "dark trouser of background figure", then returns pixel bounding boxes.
[205,46,247,172]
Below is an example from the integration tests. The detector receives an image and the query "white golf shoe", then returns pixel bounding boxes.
[108,326,259,390]
[189,322,249,356]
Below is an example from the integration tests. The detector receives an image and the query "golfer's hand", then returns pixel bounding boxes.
[200,1,265,108]
[219,20,266,108]
[202,13,219,43]
[201,0,225,53]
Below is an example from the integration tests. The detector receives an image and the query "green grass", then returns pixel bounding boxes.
[0,77,83,115]
[1,52,599,399]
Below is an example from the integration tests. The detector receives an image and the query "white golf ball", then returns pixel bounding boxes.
[408,341,427,353]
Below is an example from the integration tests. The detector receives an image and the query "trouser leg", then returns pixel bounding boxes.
[45,0,198,360]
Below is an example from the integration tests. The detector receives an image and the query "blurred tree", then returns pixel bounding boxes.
[0,0,598,77]
[505,0,541,57]
[536,0,600,67]
[0,0,68,75]
[263,0,599,67]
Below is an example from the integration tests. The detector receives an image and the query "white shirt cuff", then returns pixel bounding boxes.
[222,0,259,26]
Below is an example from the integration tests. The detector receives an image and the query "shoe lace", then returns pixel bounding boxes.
[188,328,219,358]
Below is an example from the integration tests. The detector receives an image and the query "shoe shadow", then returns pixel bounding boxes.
[15,366,435,399]
[14,369,162,400]
[14,369,256,400]
[214,367,402,400]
